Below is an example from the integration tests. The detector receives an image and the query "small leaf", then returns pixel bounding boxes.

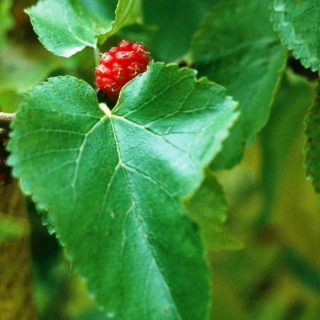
[8,62,238,319]
[192,0,286,169]
[186,171,243,250]
[272,0,320,73]
[96,0,142,45]
[304,81,320,193]
[26,0,111,57]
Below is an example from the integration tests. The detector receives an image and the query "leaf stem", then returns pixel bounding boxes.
[94,46,101,67]
[0,112,15,129]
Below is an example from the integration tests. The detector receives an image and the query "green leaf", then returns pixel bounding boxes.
[142,0,213,61]
[304,81,320,193]
[186,171,243,250]
[0,0,14,47]
[191,0,286,169]
[81,0,118,21]
[258,70,315,225]
[8,62,238,319]
[272,0,320,73]
[26,0,111,57]
[96,0,142,45]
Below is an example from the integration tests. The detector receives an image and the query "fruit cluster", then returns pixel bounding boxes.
[95,40,150,101]
[0,129,12,185]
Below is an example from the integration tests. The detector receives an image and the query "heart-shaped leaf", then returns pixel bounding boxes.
[272,0,320,73]
[8,62,238,319]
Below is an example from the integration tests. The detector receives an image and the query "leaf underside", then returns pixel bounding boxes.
[8,62,238,320]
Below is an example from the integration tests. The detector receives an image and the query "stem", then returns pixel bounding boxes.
[0,112,16,129]
[94,45,101,67]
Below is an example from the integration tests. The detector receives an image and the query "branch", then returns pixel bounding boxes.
[0,112,16,129]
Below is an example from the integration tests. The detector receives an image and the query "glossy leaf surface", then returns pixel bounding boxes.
[8,62,238,319]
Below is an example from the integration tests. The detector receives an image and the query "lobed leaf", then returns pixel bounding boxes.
[304,81,320,193]
[26,0,111,57]
[191,0,286,169]
[8,62,238,319]
[272,0,320,73]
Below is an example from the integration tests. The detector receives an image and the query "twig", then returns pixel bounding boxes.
[94,45,101,67]
[0,112,16,129]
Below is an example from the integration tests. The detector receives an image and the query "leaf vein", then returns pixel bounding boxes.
[117,73,192,118]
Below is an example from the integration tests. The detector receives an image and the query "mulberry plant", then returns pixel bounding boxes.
[1,0,320,319]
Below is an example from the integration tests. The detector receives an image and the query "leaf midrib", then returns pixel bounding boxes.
[107,113,183,319]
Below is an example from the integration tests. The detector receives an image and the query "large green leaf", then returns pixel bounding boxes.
[26,0,111,57]
[272,0,320,73]
[191,0,286,169]
[304,81,320,193]
[8,62,238,319]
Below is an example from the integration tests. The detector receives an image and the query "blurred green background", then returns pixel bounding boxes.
[1,1,320,319]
